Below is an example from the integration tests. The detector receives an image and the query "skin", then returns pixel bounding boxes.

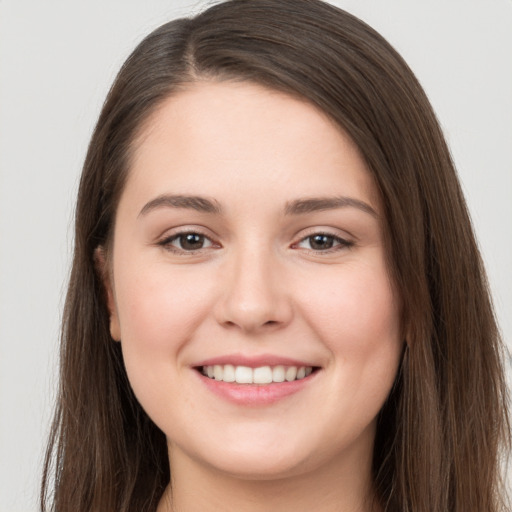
[100,81,403,512]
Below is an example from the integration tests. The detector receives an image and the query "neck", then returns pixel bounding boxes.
[157,434,380,512]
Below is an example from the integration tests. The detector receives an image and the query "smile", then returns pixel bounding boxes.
[201,364,314,384]
[193,355,321,405]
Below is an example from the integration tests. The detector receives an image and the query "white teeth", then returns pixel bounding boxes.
[202,364,314,384]
[223,364,235,382]
[235,366,253,383]
[272,365,285,383]
[253,366,273,384]
[285,366,297,382]
[213,365,223,380]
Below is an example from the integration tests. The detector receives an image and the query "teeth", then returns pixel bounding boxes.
[235,366,253,384]
[285,366,297,381]
[213,365,223,380]
[272,365,285,383]
[223,364,235,382]
[201,364,314,384]
[253,366,273,384]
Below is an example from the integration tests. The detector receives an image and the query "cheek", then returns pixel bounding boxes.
[297,260,403,439]
[117,263,207,338]
[299,259,402,372]
[112,261,219,421]
[113,260,217,379]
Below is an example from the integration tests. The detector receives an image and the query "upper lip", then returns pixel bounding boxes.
[193,354,319,368]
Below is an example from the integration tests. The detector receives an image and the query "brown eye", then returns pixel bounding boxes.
[296,233,353,252]
[160,232,214,252]
[178,233,207,250]
[309,234,335,250]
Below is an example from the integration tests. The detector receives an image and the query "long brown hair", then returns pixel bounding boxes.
[41,1,510,510]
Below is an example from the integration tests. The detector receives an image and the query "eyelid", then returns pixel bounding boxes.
[157,226,221,254]
[291,228,354,254]
[155,225,354,255]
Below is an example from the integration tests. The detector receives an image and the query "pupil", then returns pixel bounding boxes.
[310,234,333,250]
[181,233,204,250]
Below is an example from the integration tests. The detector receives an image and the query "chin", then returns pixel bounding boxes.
[173,433,317,481]
[207,451,314,481]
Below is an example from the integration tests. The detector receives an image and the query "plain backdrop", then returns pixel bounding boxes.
[1,1,511,510]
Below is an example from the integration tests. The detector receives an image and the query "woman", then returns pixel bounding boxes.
[41,0,510,511]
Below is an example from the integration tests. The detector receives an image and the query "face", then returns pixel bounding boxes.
[103,81,403,481]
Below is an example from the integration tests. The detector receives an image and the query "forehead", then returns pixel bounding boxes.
[123,80,380,216]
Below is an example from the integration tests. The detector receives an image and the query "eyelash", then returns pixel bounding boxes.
[158,230,216,254]
[157,230,354,255]
[293,232,354,254]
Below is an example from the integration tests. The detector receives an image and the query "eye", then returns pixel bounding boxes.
[295,233,353,252]
[159,232,215,252]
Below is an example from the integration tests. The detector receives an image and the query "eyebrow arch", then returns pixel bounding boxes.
[284,196,378,217]
[138,194,222,217]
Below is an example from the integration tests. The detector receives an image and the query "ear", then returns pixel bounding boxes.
[94,246,121,341]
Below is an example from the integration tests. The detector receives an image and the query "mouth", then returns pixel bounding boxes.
[192,355,321,405]
[197,364,318,384]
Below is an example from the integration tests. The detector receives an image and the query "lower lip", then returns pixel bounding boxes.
[196,371,318,406]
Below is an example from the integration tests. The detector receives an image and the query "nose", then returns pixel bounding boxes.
[214,245,293,334]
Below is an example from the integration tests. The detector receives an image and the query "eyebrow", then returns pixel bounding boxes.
[138,194,377,218]
[284,196,378,217]
[138,194,222,217]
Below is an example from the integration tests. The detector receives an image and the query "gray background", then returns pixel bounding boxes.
[1,1,511,510]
